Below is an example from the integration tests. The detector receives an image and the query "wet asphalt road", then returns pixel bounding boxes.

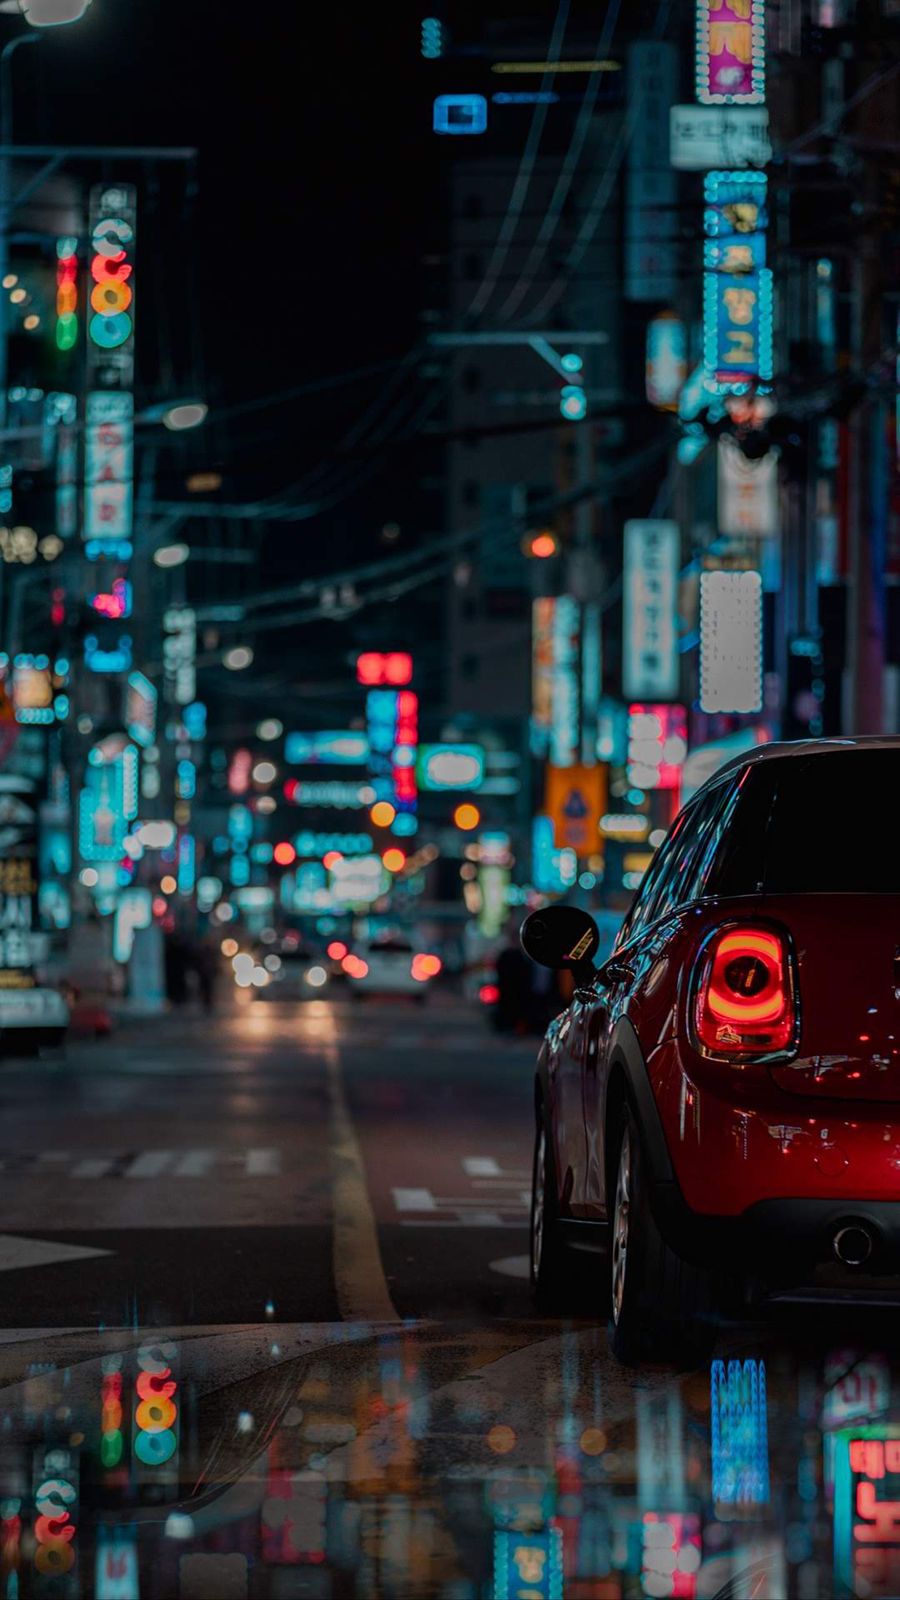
[0,992,898,1597]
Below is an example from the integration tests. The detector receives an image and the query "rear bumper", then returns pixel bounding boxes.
[649,1182,900,1275]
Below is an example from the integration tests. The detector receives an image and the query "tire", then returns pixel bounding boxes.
[530,1105,570,1309]
[608,1106,717,1364]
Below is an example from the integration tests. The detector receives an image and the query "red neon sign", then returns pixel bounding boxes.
[356,652,413,686]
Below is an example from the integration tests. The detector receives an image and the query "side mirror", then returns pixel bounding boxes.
[520,906,600,980]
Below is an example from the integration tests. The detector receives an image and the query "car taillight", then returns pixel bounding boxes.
[411,953,441,982]
[693,926,796,1059]
[479,983,500,1005]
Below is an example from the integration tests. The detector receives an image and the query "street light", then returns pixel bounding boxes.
[162,401,208,432]
[153,542,189,569]
[15,0,91,23]
[223,645,253,671]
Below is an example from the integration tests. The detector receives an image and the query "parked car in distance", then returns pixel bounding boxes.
[521,738,900,1362]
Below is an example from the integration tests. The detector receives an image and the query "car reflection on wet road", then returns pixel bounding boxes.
[0,998,898,1596]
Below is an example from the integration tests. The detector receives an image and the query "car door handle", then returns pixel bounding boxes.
[603,959,633,985]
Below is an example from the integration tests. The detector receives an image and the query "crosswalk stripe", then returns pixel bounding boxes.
[123,1151,175,1178]
[245,1148,280,1176]
[172,1150,216,1178]
[70,1158,117,1179]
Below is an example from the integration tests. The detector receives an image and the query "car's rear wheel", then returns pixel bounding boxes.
[530,1108,569,1308]
[608,1107,717,1365]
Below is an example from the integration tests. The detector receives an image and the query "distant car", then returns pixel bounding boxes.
[522,738,900,1362]
[344,935,441,1000]
[234,945,329,998]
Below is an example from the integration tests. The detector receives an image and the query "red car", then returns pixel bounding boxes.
[522,738,900,1361]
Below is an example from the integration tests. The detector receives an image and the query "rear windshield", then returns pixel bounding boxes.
[763,750,900,893]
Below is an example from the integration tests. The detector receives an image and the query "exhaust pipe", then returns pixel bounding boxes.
[833,1223,874,1268]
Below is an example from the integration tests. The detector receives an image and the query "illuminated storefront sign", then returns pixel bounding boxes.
[695,0,766,104]
[329,854,386,904]
[703,170,772,392]
[95,1526,139,1600]
[356,651,413,686]
[433,93,487,135]
[84,634,132,674]
[162,606,196,705]
[493,1528,563,1600]
[533,815,577,893]
[550,595,580,767]
[83,391,134,544]
[100,1358,124,1468]
[133,1342,179,1474]
[294,830,373,857]
[125,671,157,748]
[79,747,139,863]
[670,103,770,169]
[627,704,688,790]
[284,779,369,809]
[531,596,556,757]
[46,390,77,538]
[699,569,763,712]
[56,235,78,351]
[284,730,370,765]
[718,435,779,538]
[11,655,68,724]
[366,687,419,816]
[0,781,37,989]
[176,833,195,895]
[87,184,136,386]
[641,1514,701,1599]
[417,743,484,791]
[544,763,607,854]
[834,1428,900,1599]
[646,313,687,411]
[711,1359,770,1506]
[623,520,680,700]
[32,1445,79,1596]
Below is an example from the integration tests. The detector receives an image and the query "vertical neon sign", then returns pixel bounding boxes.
[703,170,772,391]
[55,237,78,351]
[696,0,766,104]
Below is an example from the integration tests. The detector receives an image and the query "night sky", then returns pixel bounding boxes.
[27,2,434,493]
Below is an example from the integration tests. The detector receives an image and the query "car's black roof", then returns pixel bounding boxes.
[693,735,900,804]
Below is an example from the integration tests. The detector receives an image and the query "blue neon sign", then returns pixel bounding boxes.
[433,94,487,135]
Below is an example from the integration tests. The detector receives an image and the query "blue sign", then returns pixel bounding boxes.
[433,93,487,135]
[703,171,772,392]
[711,1359,770,1506]
[79,747,139,863]
[493,1529,562,1600]
[285,730,369,766]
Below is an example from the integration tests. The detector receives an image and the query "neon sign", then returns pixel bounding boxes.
[703,170,772,391]
[32,1446,78,1590]
[433,93,487,135]
[627,705,688,790]
[696,0,766,104]
[133,1343,179,1469]
[90,576,132,620]
[56,236,78,351]
[699,569,763,713]
[100,1357,124,1468]
[356,651,413,686]
[125,671,157,748]
[835,1428,900,1598]
[83,391,134,544]
[493,1528,562,1600]
[87,184,136,383]
[711,1359,770,1505]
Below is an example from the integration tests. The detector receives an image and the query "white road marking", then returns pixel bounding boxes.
[393,1187,438,1212]
[123,1151,174,1178]
[70,1158,116,1179]
[463,1157,501,1177]
[244,1149,281,1177]
[172,1150,216,1178]
[0,1234,113,1272]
